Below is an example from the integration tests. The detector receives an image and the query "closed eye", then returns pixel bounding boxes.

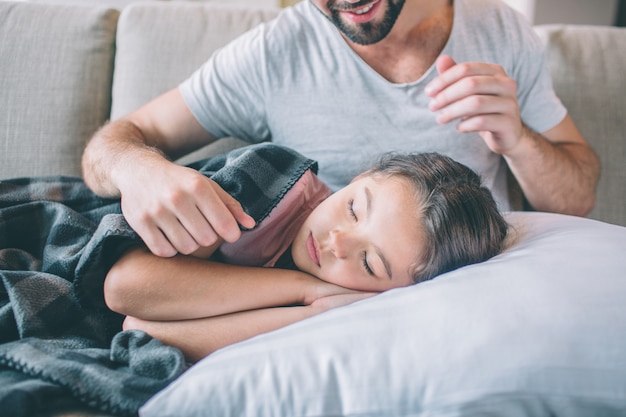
[361,251,374,276]
[347,199,358,221]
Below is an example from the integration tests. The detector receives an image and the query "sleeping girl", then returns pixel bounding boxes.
[103,149,508,362]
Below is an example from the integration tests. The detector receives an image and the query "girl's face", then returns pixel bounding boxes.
[292,174,424,292]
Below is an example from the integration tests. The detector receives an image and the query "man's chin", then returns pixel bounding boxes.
[332,0,405,45]
[334,21,391,45]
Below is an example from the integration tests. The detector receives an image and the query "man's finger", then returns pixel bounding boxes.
[435,54,457,74]
[214,184,256,230]
[425,55,457,97]
[135,222,179,258]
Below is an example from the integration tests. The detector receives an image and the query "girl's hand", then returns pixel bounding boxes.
[301,277,369,306]
[310,292,377,311]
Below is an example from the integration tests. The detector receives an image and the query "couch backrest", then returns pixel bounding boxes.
[0,2,119,179]
[535,25,626,227]
[110,3,280,120]
[110,2,281,162]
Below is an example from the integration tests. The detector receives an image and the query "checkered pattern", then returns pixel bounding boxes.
[0,143,316,416]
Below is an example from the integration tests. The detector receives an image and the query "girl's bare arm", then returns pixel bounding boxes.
[124,292,375,362]
[104,246,359,321]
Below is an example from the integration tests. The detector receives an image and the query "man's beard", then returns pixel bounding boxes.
[328,0,405,45]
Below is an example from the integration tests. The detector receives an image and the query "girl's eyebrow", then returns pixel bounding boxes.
[365,186,392,280]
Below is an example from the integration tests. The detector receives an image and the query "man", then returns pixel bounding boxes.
[82,0,600,258]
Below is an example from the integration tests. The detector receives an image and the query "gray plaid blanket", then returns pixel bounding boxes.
[0,144,316,417]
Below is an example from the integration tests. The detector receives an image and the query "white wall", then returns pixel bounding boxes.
[535,0,618,25]
[503,0,618,25]
[502,0,535,22]
[8,0,618,24]
[5,0,284,7]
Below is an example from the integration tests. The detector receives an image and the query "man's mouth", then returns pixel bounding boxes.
[339,0,382,23]
[354,2,376,15]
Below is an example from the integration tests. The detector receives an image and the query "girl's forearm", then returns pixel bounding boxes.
[104,247,335,321]
[124,304,327,362]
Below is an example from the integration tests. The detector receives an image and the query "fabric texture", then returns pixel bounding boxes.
[179,0,565,211]
[0,176,178,417]
[0,2,119,180]
[111,2,279,120]
[141,212,626,417]
[534,25,626,227]
[0,143,316,417]
[218,169,331,267]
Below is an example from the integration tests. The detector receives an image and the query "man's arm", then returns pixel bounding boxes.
[82,88,255,257]
[502,116,599,216]
[426,55,600,216]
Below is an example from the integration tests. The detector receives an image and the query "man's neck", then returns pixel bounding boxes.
[347,0,454,84]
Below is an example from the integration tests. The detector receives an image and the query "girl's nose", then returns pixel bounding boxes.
[328,229,356,259]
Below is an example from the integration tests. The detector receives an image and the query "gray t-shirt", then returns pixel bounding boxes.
[180,0,566,210]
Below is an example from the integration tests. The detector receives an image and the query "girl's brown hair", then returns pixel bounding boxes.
[369,152,508,283]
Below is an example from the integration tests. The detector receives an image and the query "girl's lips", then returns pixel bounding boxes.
[306,233,321,267]
[341,0,382,24]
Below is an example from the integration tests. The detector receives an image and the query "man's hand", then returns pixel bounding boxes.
[426,55,525,156]
[425,55,599,217]
[81,88,256,257]
[119,161,255,257]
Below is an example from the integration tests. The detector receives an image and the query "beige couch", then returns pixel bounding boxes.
[1,0,625,231]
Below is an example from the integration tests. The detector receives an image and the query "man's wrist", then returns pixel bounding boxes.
[503,124,541,161]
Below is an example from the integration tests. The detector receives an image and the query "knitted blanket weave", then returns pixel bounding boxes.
[0,144,316,416]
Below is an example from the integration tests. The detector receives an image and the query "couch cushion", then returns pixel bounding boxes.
[111,2,279,120]
[0,2,119,179]
[535,25,626,227]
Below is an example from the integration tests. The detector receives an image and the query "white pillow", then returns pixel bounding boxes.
[140,212,626,417]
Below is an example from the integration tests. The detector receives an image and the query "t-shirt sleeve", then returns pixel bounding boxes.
[179,24,271,143]
[512,20,567,133]
[450,0,567,134]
